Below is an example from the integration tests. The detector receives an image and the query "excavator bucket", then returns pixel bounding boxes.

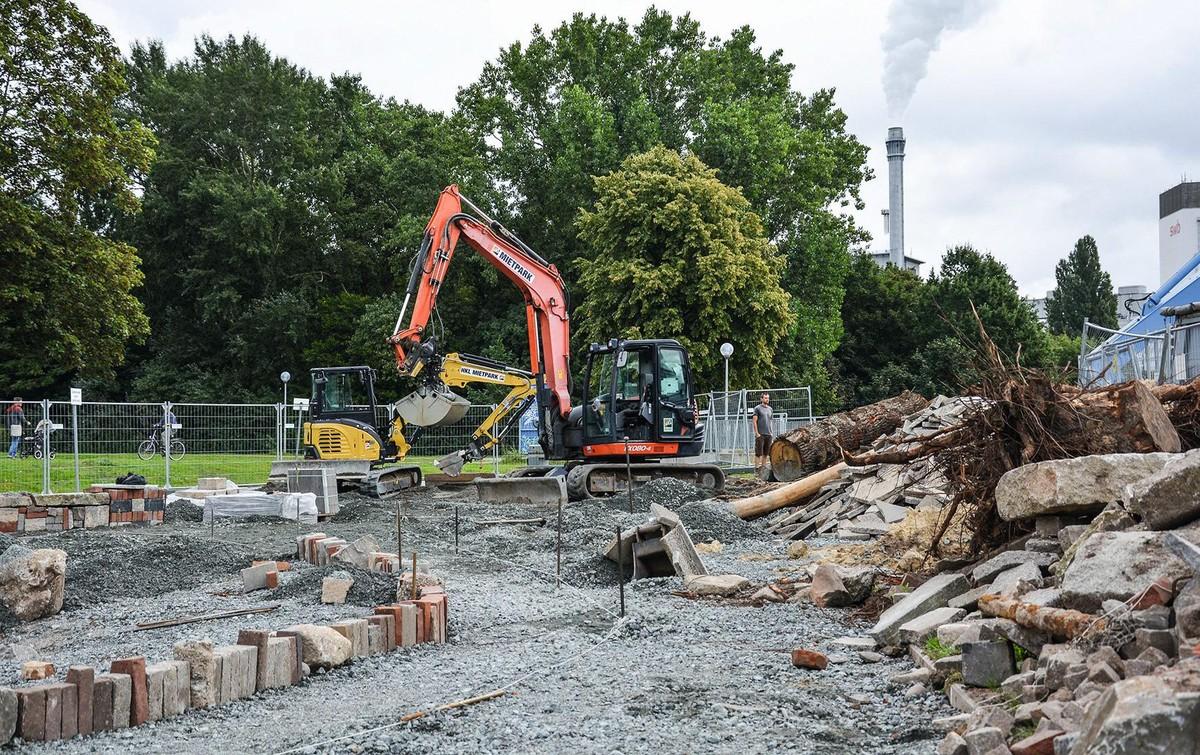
[394,386,471,427]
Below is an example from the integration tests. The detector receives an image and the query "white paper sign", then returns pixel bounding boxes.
[293,398,310,411]
[50,423,64,431]
[9,425,21,437]
[70,388,82,405]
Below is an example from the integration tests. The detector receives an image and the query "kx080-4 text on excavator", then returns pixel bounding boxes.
[274,185,724,500]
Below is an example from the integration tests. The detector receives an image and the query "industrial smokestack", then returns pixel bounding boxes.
[886,126,906,267]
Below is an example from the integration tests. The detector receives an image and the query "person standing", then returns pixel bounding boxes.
[7,398,26,458]
[749,393,773,477]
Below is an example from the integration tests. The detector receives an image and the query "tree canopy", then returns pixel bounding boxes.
[0,0,154,391]
[575,146,794,387]
[457,9,871,396]
[1046,235,1117,335]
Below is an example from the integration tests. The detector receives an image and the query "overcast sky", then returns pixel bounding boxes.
[78,0,1200,297]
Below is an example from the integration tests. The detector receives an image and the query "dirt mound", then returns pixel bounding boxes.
[268,563,398,607]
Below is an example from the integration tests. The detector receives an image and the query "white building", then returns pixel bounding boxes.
[1160,182,1200,284]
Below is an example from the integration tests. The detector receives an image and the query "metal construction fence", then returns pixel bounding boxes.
[0,398,522,494]
[1080,320,1200,386]
[698,387,815,467]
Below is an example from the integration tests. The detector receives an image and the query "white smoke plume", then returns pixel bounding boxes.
[881,0,994,117]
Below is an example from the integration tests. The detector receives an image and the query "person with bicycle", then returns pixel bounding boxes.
[140,409,185,459]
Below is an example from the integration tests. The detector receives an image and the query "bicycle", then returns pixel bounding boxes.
[137,426,186,461]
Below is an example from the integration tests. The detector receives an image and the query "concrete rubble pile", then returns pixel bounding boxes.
[814,448,1200,755]
[764,396,978,541]
[602,503,709,579]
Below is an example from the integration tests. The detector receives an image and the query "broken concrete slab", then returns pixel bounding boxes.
[971,550,1055,585]
[991,561,1045,595]
[659,523,707,578]
[962,640,1014,688]
[684,574,748,597]
[869,573,971,645]
[898,606,968,645]
[1068,660,1200,754]
[241,562,275,592]
[995,452,1176,521]
[1061,530,1196,611]
[1124,449,1200,530]
[321,574,354,604]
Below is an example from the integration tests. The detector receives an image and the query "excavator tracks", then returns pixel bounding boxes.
[564,462,725,501]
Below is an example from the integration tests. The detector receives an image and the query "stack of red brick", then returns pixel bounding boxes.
[296,531,400,573]
[88,484,166,526]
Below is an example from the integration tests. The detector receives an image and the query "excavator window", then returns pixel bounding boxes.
[322,371,369,413]
[658,347,689,404]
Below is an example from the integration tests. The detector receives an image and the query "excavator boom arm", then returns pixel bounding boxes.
[389,186,572,418]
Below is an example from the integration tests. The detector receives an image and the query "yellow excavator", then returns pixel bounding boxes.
[269,351,534,495]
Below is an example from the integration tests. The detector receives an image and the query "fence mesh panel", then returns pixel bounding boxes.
[699,387,814,467]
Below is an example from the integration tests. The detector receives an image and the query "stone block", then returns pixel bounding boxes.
[948,586,992,612]
[21,660,54,680]
[367,615,395,652]
[0,687,15,744]
[937,731,968,755]
[91,675,113,732]
[869,573,971,645]
[1061,530,1195,611]
[237,629,271,692]
[65,666,95,736]
[1068,668,1200,753]
[367,624,384,655]
[899,606,968,645]
[145,663,168,722]
[811,564,875,607]
[263,637,294,689]
[1125,449,1200,529]
[991,561,1046,594]
[16,686,46,741]
[59,684,77,739]
[272,632,303,684]
[174,639,220,709]
[971,550,1055,585]
[1133,627,1177,657]
[682,574,749,596]
[101,673,131,729]
[213,645,256,702]
[162,660,190,717]
[321,575,354,604]
[962,640,1014,688]
[241,563,275,592]
[330,619,370,657]
[282,624,352,669]
[994,453,1175,520]
[963,725,1006,754]
[109,656,148,726]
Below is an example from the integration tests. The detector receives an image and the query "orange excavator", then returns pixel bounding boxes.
[389,185,725,500]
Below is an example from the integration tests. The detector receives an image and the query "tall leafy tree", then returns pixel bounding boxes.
[1046,235,1117,335]
[0,0,154,391]
[457,9,870,395]
[123,36,493,400]
[574,147,793,387]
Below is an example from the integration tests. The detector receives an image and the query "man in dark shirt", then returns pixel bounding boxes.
[7,398,26,458]
[749,393,772,477]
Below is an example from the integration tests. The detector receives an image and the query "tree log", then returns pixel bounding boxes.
[1074,380,1181,454]
[731,463,847,519]
[769,391,929,481]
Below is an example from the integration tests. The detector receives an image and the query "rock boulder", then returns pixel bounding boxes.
[810,564,874,607]
[284,624,352,669]
[1125,449,1200,530]
[995,453,1175,521]
[1068,659,1200,754]
[0,546,66,621]
[1061,530,1195,611]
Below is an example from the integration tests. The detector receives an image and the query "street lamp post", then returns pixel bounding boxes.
[279,371,291,460]
[719,342,734,460]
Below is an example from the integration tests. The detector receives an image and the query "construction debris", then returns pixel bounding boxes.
[603,503,707,579]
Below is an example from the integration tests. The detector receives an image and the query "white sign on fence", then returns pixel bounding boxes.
[293,398,310,411]
[70,388,82,405]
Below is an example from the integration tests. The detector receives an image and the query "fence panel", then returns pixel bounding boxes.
[700,387,814,467]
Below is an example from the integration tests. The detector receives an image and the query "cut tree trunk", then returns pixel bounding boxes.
[1074,380,1181,454]
[769,391,929,482]
[731,463,847,519]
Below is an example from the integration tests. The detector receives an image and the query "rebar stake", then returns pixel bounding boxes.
[616,525,625,618]
[410,551,418,601]
[624,436,633,514]
[454,506,460,555]
[555,499,563,588]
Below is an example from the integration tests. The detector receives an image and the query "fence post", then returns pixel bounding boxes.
[163,401,172,489]
[41,399,51,494]
[492,404,500,477]
[276,403,284,460]
[71,398,80,493]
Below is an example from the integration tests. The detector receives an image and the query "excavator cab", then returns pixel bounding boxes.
[580,339,704,456]
[305,366,393,460]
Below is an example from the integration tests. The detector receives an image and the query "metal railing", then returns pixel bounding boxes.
[0,397,522,494]
[1080,320,1200,386]
[697,386,815,467]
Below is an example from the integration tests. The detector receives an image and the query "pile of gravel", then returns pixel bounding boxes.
[269,563,398,607]
[628,477,708,511]
[56,531,256,609]
[164,497,204,523]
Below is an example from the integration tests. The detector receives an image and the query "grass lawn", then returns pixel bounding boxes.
[0,452,529,493]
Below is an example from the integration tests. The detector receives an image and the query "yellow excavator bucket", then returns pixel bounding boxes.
[394,385,471,427]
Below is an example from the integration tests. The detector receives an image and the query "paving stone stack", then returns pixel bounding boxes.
[90,485,167,526]
[0,581,453,744]
[765,396,977,541]
[0,492,119,533]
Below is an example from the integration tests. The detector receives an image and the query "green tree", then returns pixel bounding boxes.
[574,147,793,387]
[1045,235,1116,335]
[921,245,1047,392]
[123,36,493,400]
[457,9,869,395]
[0,0,154,391]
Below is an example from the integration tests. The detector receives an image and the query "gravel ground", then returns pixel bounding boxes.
[1,484,950,754]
